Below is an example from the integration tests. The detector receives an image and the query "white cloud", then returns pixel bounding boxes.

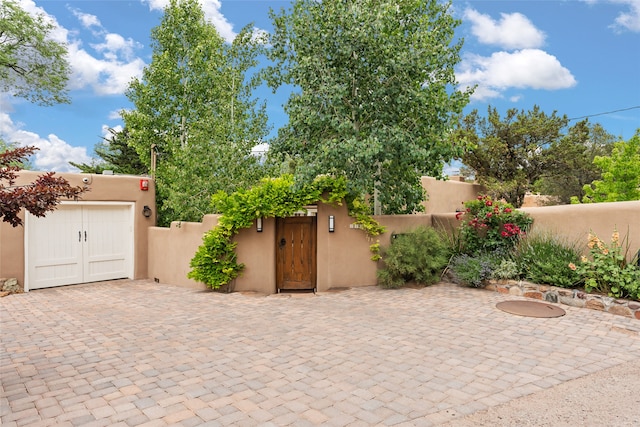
[17,0,145,97]
[457,49,577,101]
[108,110,123,120]
[464,8,546,49]
[0,112,91,172]
[611,0,640,31]
[66,40,146,95]
[142,0,237,42]
[582,0,640,32]
[101,124,123,142]
[70,8,102,30]
[91,33,143,62]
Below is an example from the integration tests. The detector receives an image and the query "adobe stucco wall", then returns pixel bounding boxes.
[0,171,155,287]
[421,176,483,213]
[146,215,219,290]
[521,200,640,259]
[146,201,434,294]
[434,200,640,259]
[147,199,638,294]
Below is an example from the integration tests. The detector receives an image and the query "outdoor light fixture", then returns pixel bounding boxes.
[328,215,335,232]
[143,205,152,218]
[256,217,263,232]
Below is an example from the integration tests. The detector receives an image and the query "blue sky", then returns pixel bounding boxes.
[2,0,639,172]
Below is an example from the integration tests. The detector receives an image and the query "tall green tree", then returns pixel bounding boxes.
[579,130,640,203]
[122,0,268,225]
[70,128,147,175]
[455,105,568,207]
[265,0,471,214]
[0,0,70,105]
[534,121,614,204]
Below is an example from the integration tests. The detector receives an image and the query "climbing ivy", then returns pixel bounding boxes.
[188,174,385,289]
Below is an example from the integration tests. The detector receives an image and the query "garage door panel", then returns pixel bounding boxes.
[27,204,133,290]
[83,206,131,282]
[31,262,84,289]
[85,258,127,282]
[27,207,83,289]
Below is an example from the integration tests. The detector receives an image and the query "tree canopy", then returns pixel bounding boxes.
[534,121,614,204]
[0,0,70,105]
[579,130,640,203]
[70,128,147,175]
[265,0,471,214]
[455,105,570,207]
[122,0,269,225]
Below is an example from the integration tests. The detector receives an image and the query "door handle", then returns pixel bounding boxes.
[79,231,81,242]
[279,238,286,248]
[84,231,87,242]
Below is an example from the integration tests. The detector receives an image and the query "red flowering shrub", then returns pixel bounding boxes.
[455,195,532,255]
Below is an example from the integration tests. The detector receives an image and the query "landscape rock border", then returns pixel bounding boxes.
[484,279,640,321]
[0,277,22,297]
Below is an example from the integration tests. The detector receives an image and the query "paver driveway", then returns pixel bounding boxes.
[2,280,640,426]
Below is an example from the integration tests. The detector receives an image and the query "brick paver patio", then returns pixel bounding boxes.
[2,280,640,426]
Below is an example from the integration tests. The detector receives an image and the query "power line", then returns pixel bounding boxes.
[568,105,640,121]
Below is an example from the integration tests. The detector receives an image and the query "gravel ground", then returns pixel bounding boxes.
[441,357,640,426]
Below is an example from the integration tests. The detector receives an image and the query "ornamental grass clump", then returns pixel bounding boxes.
[575,229,640,300]
[455,195,533,256]
[514,232,582,288]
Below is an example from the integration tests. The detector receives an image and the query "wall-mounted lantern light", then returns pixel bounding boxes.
[256,217,263,232]
[328,215,335,232]
[143,205,152,218]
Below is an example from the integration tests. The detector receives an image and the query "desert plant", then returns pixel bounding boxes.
[455,195,533,256]
[514,232,582,288]
[576,229,640,299]
[493,259,520,280]
[377,226,451,289]
[447,253,497,287]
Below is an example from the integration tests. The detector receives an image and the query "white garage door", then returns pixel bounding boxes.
[26,203,134,290]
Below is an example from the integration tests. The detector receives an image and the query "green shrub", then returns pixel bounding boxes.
[514,232,582,288]
[377,226,450,288]
[448,253,497,287]
[455,195,533,255]
[493,259,520,280]
[577,229,640,300]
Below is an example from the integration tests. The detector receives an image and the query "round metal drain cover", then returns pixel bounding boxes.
[496,300,566,318]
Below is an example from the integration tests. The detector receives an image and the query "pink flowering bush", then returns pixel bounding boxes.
[455,195,533,255]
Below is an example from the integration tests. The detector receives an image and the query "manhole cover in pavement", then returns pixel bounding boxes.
[496,300,566,318]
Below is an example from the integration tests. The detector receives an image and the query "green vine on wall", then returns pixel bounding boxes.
[188,174,385,289]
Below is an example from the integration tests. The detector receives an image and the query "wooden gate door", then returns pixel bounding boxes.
[276,216,317,291]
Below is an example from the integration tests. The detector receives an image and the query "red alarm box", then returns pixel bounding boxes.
[140,179,149,191]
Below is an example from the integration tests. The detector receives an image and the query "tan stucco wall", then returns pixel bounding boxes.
[316,202,376,291]
[434,200,640,259]
[234,217,277,293]
[0,171,155,287]
[421,176,483,213]
[147,202,435,293]
[145,199,640,295]
[146,215,217,290]
[522,200,640,259]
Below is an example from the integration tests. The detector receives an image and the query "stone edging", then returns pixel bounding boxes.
[484,279,640,321]
[0,277,22,297]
